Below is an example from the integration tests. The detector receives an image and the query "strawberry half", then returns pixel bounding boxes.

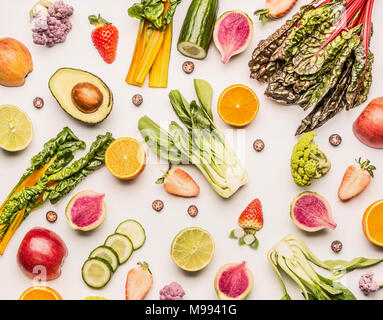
[255,0,298,24]
[338,158,376,201]
[157,167,200,198]
[89,14,119,64]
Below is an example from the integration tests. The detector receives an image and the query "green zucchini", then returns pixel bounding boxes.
[177,0,219,59]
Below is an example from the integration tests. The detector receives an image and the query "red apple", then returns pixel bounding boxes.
[353,97,383,149]
[0,38,33,87]
[17,227,68,281]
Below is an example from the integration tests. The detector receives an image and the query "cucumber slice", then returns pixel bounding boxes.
[89,246,119,272]
[177,42,207,60]
[82,257,112,289]
[115,219,146,250]
[104,233,133,264]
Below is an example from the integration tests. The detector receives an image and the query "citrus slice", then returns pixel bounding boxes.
[217,84,259,127]
[171,227,215,272]
[0,105,33,151]
[105,137,146,180]
[19,286,62,300]
[363,199,383,247]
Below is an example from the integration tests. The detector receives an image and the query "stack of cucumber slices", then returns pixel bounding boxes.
[82,219,146,289]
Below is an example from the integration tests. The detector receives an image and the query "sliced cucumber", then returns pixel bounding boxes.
[115,219,146,250]
[104,233,133,264]
[82,257,112,289]
[177,0,219,59]
[178,42,207,60]
[89,246,119,272]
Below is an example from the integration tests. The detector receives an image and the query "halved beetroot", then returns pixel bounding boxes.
[214,261,253,300]
[290,191,336,232]
[213,11,253,64]
[65,190,106,231]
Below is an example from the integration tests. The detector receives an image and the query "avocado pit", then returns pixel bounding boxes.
[71,82,104,114]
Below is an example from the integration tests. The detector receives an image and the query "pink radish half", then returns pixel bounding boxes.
[213,10,253,64]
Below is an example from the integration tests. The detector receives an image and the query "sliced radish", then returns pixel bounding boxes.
[213,10,253,64]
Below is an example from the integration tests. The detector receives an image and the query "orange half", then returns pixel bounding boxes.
[105,137,146,180]
[19,286,63,300]
[363,199,383,247]
[217,84,259,127]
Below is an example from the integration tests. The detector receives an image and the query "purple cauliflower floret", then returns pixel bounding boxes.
[48,1,73,19]
[160,282,185,300]
[32,1,73,47]
[359,272,382,296]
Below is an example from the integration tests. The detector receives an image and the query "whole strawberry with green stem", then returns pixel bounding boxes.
[88,14,119,64]
[230,198,264,249]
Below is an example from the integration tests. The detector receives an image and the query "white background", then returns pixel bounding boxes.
[1,0,383,300]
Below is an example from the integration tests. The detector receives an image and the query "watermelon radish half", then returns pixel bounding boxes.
[214,261,253,300]
[290,191,337,232]
[65,190,107,231]
[213,11,253,64]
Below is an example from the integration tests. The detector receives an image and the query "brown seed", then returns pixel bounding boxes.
[331,240,342,253]
[46,211,57,223]
[33,97,44,109]
[71,82,104,113]
[182,61,195,74]
[132,94,143,106]
[187,205,198,217]
[253,139,265,152]
[152,200,164,212]
[329,134,342,146]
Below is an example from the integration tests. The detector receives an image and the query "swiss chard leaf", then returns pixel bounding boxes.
[128,0,180,29]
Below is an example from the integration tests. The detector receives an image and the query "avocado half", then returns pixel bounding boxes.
[49,68,113,124]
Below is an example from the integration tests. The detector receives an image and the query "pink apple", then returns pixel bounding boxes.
[17,227,68,281]
[353,97,383,149]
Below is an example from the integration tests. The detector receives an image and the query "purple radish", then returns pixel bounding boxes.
[290,191,337,232]
[213,10,253,64]
[65,190,107,231]
[214,261,254,300]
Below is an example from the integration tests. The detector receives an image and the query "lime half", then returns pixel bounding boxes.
[171,227,215,272]
[0,105,33,151]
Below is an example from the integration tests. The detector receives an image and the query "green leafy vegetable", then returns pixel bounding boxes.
[268,234,383,300]
[138,79,248,198]
[0,129,113,254]
[249,0,375,134]
[46,132,114,204]
[128,0,181,29]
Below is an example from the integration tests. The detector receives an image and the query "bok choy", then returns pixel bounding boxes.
[138,79,248,198]
[268,234,383,300]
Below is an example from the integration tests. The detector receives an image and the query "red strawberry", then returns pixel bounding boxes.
[238,198,264,232]
[255,0,298,24]
[88,14,119,64]
[157,168,200,198]
[338,158,376,201]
